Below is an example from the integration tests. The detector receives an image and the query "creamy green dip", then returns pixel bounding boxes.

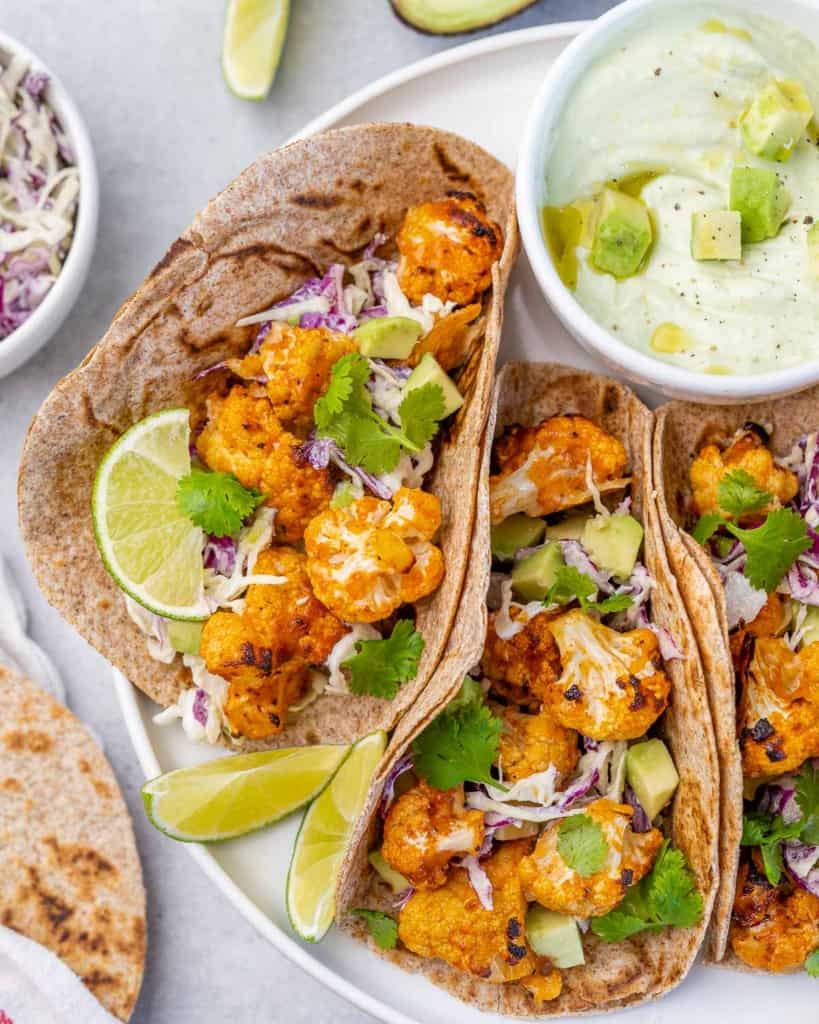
[544,7,819,375]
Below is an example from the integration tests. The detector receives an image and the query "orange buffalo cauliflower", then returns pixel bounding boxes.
[520,799,663,918]
[544,610,670,741]
[482,611,562,711]
[490,416,629,525]
[227,323,355,435]
[397,192,502,306]
[521,970,563,1004]
[222,654,310,740]
[197,385,333,542]
[398,839,536,982]
[381,780,484,890]
[690,427,798,519]
[304,487,444,623]
[408,303,482,371]
[738,636,819,778]
[730,855,819,972]
[492,703,579,784]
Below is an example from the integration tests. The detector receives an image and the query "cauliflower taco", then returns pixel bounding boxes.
[655,390,819,974]
[337,364,719,1014]
[18,124,517,749]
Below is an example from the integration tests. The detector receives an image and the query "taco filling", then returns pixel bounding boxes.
[96,191,503,744]
[351,415,702,1004]
[687,424,819,973]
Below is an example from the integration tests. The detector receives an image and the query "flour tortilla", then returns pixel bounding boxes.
[653,388,819,967]
[0,665,146,1020]
[18,123,517,750]
[338,364,720,1015]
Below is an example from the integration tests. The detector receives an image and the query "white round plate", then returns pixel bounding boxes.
[115,22,816,1023]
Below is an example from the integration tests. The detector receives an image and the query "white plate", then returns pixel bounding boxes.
[115,22,816,1023]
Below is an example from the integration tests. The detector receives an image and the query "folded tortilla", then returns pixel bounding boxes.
[17,123,517,750]
[653,388,819,965]
[0,665,146,1020]
[338,363,720,1014]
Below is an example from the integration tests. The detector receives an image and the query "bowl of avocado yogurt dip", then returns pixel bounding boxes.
[517,0,819,401]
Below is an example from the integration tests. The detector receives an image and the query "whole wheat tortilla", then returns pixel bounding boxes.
[0,665,146,1020]
[338,364,720,1015]
[653,388,819,968]
[17,123,517,750]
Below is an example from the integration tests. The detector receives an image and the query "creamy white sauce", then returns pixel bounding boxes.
[546,7,819,375]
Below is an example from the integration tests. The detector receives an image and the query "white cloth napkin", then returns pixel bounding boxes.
[0,561,119,1023]
[0,926,120,1024]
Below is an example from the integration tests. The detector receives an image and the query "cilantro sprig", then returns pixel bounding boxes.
[545,565,633,615]
[805,949,819,977]
[352,909,398,950]
[342,620,424,699]
[557,814,608,876]
[591,841,703,942]
[717,469,774,518]
[176,468,263,537]
[412,679,501,790]
[314,353,446,475]
[725,509,811,593]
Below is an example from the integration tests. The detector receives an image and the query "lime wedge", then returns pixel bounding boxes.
[92,408,209,621]
[142,745,350,842]
[222,0,290,101]
[287,730,387,942]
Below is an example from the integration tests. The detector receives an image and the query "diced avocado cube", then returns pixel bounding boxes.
[581,514,644,581]
[591,188,653,279]
[730,166,791,243]
[650,322,692,354]
[353,316,423,359]
[808,223,819,280]
[573,197,599,249]
[626,738,679,822]
[491,513,546,562]
[798,604,819,647]
[403,353,464,418]
[511,542,565,602]
[167,620,203,655]
[525,907,585,968]
[739,79,814,162]
[545,512,591,542]
[691,210,742,260]
[368,849,410,894]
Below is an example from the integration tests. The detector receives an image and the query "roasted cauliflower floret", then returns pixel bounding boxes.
[730,855,819,972]
[690,427,798,519]
[492,702,579,784]
[520,799,663,918]
[381,780,484,890]
[398,839,536,982]
[197,385,333,541]
[544,610,670,741]
[490,416,629,525]
[397,192,502,307]
[738,637,819,778]
[304,487,444,623]
[408,303,482,371]
[227,323,355,435]
[482,611,562,711]
[521,970,563,1004]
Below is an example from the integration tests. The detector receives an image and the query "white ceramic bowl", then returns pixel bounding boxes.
[517,0,819,403]
[0,31,98,378]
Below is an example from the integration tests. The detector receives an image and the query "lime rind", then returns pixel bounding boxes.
[222,0,291,101]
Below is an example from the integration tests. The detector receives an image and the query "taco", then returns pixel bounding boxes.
[0,665,146,1020]
[655,392,819,974]
[18,123,517,751]
[337,364,719,1014]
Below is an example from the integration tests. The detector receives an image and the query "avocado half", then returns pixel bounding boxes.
[391,0,539,35]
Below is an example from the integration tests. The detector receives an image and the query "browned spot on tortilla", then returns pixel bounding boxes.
[291,192,342,210]
[149,236,194,279]
[82,968,118,999]
[2,777,21,791]
[42,837,118,901]
[196,295,214,317]
[434,144,476,190]
[2,730,52,754]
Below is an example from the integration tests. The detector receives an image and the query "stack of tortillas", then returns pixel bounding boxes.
[0,664,146,1021]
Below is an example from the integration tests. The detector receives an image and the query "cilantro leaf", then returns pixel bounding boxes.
[546,566,597,608]
[805,949,819,978]
[740,809,802,885]
[319,351,369,416]
[725,509,811,593]
[589,910,650,943]
[352,909,398,950]
[594,593,634,614]
[760,841,785,887]
[692,512,725,546]
[176,468,263,538]
[412,682,501,790]
[557,814,609,876]
[717,469,774,518]
[343,620,424,699]
[796,761,819,845]
[398,382,446,451]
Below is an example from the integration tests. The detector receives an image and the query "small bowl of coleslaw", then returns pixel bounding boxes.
[0,31,98,377]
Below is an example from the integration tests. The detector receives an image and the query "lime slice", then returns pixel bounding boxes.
[92,408,209,621]
[142,745,350,842]
[287,730,387,941]
[222,0,290,101]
